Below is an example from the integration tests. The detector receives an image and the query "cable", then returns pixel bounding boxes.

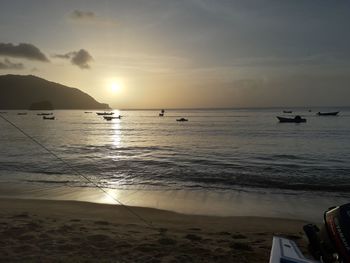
[0,114,154,229]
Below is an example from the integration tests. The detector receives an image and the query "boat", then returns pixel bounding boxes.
[96,112,114,116]
[159,113,164,117]
[103,115,121,121]
[176,118,188,122]
[84,111,92,113]
[283,110,293,113]
[37,113,53,116]
[43,116,55,120]
[317,111,339,116]
[17,113,27,115]
[269,236,317,263]
[277,115,306,123]
[270,203,350,263]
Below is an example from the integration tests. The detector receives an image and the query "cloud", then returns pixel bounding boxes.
[53,49,93,69]
[0,43,49,62]
[70,10,95,20]
[0,58,24,70]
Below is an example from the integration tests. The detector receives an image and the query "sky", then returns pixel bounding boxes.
[0,0,350,109]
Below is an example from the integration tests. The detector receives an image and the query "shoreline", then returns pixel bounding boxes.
[0,182,347,222]
[0,197,311,262]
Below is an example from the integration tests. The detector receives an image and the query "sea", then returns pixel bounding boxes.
[0,108,349,221]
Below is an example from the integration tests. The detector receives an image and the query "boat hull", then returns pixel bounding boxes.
[317,111,339,116]
[277,116,306,123]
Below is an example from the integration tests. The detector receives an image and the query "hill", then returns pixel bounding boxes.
[0,75,110,110]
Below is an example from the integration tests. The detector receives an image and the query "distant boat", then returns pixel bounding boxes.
[161,109,165,113]
[176,118,188,122]
[84,111,93,113]
[43,116,55,120]
[37,113,53,116]
[317,111,339,116]
[159,113,164,117]
[96,112,114,116]
[17,113,27,115]
[277,115,306,123]
[283,110,293,113]
[103,115,121,121]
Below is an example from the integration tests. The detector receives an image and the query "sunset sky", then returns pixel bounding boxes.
[1,0,350,109]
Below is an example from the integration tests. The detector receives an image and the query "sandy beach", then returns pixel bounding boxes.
[0,198,311,262]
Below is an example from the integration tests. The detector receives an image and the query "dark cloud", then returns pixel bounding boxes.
[0,58,24,70]
[0,43,49,62]
[53,49,93,69]
[70,10,95,20]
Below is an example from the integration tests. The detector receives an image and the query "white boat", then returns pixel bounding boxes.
[269,236,319,263]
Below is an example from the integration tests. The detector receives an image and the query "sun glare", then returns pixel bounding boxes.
[110,82,121,92]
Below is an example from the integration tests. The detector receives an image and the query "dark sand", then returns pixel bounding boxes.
[0,198,312,262]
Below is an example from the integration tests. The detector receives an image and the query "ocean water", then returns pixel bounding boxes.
[0,108,349,198]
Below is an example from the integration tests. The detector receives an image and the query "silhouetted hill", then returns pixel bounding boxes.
[0,75,110,110]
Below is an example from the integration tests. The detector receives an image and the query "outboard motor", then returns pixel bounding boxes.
[304,203,350,263]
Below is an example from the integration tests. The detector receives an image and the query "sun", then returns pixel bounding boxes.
[110,82,122,92]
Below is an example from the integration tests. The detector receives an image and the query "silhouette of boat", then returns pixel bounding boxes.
[84,111,93,113]
[176,118,188,122]
[103,116,121,121]
[277,115,306,123]
[17,113,27,115]
[37,113,53,116]
[43,116,55,120]
[317,111,339,116]
[96,112,114,116]
[283,110,292,113]
[159,113,164,117]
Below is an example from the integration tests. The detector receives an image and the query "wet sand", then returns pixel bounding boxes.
[0,198,311,262]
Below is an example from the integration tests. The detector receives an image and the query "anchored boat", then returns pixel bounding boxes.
[277,115,306,123]
[317,111,339,116]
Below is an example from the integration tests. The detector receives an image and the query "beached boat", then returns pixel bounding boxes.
[277,116,306,123]
[43,116,55,120]
[270,203,350,263]
[283,110,293,113]
[317,111,339,116]
[176,118,188,122]
[96,112,114,116]
[269,236,316,263]
[103,116,121,121]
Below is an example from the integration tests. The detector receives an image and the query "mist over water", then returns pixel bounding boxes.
[0,108,349,197]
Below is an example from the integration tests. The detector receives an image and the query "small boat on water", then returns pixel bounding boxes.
[96,112,114,116]
[17,113,27,115]
[159,113,164,117]
[283,110,293,113]
[176,118,188,122]
[103,115,121,121]
[277,115,306,123]
[37,113,53,116]
[317,111,339,116]
[43,116,55,120]
[84,111,93,113]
